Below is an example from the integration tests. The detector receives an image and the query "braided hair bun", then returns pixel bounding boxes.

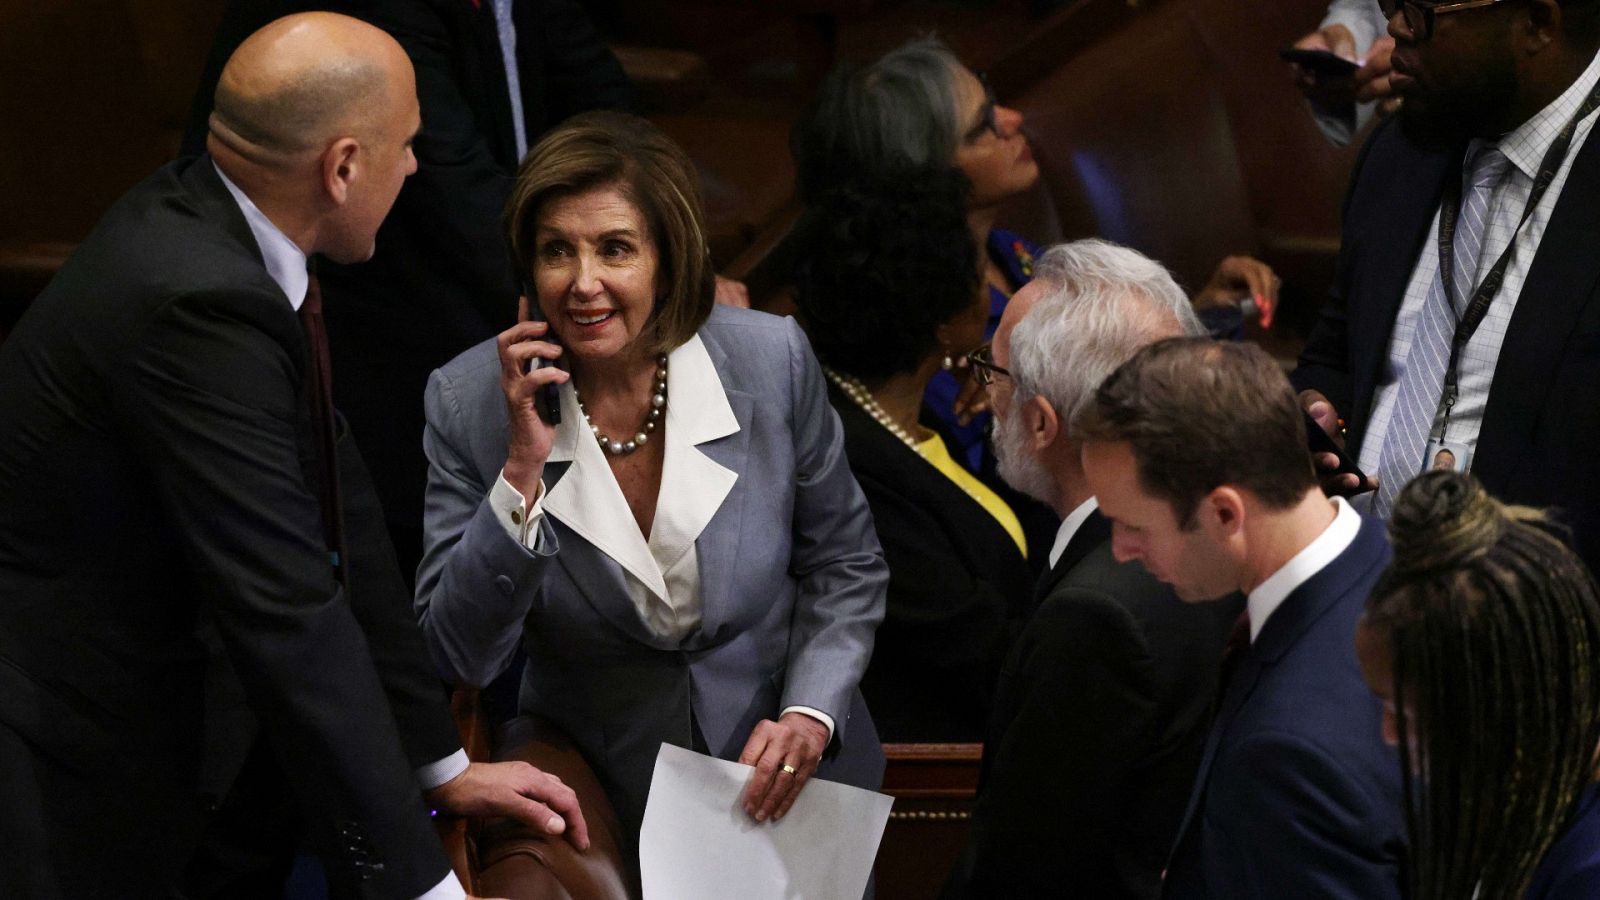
[1386,470,1506,578]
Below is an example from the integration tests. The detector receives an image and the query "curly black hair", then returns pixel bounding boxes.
[792,166,980,385]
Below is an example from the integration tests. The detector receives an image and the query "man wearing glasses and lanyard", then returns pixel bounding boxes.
[1294,0,1600,575]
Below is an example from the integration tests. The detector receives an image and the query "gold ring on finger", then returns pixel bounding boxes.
[780,764,797,776]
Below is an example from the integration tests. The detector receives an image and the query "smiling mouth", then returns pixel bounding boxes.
[569,310,617,327]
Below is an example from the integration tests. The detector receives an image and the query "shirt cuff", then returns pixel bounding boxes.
[415,870,467,900]
[782,706,835,745]
[1310,100,1360,148]
[416,748,469,792]
[490,470,547,548]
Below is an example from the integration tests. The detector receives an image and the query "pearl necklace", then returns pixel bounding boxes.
[823,367,925,458]
[574,355,668,456]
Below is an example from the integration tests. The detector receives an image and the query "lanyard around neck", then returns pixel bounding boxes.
[1432,79,1600,426]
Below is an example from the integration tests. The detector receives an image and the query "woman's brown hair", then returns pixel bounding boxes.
[505,110,715,355]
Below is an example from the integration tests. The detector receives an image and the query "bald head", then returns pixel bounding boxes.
[209,12,409,167]
[205,12,420,263]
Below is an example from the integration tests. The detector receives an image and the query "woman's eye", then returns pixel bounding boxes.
[539,241,571,260]
[602,240,633,259]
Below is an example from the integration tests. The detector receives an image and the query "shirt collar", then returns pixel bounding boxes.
[1048,496,1100,570]
[540,331,741,607]
[1487,46,1600,181]
[546,332,739,463]
[213,161,309,310]
[1246,496,1360,642]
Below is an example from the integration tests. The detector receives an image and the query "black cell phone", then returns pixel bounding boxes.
[1280,47,1360,78]
[1303,410,1365,482]
[521,283,562,426]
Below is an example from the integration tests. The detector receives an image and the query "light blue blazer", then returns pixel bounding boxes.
[415,305,888,834]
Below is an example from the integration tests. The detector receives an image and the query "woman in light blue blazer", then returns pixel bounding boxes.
[414,111,888,848]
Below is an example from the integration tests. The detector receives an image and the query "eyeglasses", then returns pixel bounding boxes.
[962,73,999,145]
[966,344,1010,386]
[1379,0,1515,41]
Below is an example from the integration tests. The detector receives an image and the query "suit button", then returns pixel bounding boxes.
[495,575,515,596]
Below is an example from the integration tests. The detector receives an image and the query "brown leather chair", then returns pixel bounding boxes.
[440,689,639,900]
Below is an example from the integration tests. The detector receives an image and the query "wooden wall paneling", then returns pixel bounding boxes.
[876,742,984,900]
[1012,0,1260,293]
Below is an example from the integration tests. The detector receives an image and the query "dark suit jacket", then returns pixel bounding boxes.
[184,0,635,574]
[1292,116,1600,572]
[1528,783,1600,899]
[1164,514,1406,899]
[944,512,1240,899]
[0,157,458,898]
[829,387,1035,742]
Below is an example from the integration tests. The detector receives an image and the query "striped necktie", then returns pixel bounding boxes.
[1373,146,1511,517]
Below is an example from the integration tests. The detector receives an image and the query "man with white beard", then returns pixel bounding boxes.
[943,240,1243,899]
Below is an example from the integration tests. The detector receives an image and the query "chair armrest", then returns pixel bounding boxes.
[473,715,639,900]
[435,687,491,895]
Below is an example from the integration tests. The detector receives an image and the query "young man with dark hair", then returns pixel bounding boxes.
[1077,338,1406,899]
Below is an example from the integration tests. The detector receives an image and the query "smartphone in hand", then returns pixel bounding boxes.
[521,284,562,426]
[1280,47,1360,79]
[1303,410,1366,484]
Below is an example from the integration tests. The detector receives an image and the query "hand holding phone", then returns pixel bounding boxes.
[1280,47,1360,79]
[1299,394,1375,498]
[520,285,562,426]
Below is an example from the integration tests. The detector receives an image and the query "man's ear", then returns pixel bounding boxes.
[1523,0,1562,51]
[322,138,361,205]
[1023,394,1059,451]
[1202,485,1247,537]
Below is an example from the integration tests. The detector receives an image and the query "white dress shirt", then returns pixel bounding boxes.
[1047,497,1100,571]
[1246,497,1360,643]
[217,163,468,900]
[215,163,309,310]
[491,333,837,740]
[1357,48,1600,483]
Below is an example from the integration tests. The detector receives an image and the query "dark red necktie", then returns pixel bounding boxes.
[299,270,348,589]
[1218,610,1252,694]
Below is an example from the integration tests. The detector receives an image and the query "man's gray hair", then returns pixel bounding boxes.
[1008,239,1205,429]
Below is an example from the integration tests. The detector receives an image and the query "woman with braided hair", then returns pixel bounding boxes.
[1356,470,1600,899]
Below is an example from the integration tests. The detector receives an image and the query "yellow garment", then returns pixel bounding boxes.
[917,432,1028,558]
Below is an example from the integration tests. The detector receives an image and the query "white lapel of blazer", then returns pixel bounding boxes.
[651,334,740,577]
[543,380,670,602]
[541,335,740,606]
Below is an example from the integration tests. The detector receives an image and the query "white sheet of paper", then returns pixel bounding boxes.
[639,743,893,900]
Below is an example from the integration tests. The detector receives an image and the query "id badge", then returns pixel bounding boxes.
[1424,438,1473,473]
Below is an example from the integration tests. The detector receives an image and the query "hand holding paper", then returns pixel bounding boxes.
[738,712,830,822]
[640,744,893,899]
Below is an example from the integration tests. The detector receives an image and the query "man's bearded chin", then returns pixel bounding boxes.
[994,408,1054,505]
[1398,61,1521,149]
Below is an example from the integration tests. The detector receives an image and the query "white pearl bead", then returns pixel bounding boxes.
[635,432,648,445]
[608,440,624,455]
